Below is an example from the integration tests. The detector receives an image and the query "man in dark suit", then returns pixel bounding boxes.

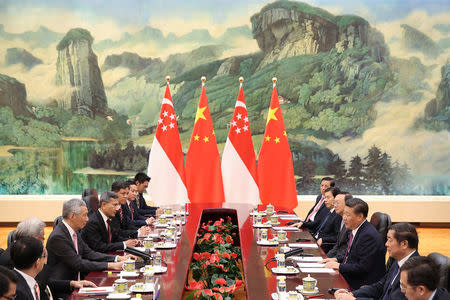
[82,191,139,253]
[124,180,155,227]
[335,222,420,300]
[313,187,342,253]
[323,198,386,290]
[112,181,150,238]
[400,256,449,300]
[46,198,131,287]
[326,192,352,258]
[291,177,335,233]
[0,266,17,300]
[134,172,159,216]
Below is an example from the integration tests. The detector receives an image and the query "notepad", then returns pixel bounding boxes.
[299,267,336,274]
[290,256,323,262]
[297,263,325,268]
[288,243,319,249]
[272,226,299,231]
[78,287,114,295]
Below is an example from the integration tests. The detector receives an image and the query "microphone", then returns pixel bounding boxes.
[284,247,304,258]
[125,247,152,263]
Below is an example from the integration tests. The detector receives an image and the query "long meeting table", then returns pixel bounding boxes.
[69,203,349,299]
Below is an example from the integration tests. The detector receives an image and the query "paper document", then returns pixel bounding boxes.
[288,243,319,249]
[299,267,336,274]
[78,287,114,294]
[278,215,301,220]
[272,226,299,231]
[297,263,325,268]
[290,256,323,262]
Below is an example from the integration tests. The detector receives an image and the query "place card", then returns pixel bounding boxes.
[288,243,319,249]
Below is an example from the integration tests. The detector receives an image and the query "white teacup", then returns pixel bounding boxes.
[113,278,128,293]
[122,258,135,272]
[302,274,317,292]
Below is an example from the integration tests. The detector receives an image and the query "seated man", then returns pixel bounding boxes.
[335,222,420,300]
[82,191,139,253]
[291,177,335,233]
[0,217,94,298]
[0,266,17,300]
[400,256,449,300]
[323,198,386,289]
[46,199,132,283]
[134,172,159,216]
[326,192,352,258]
[313,187,342,253]
[124,180,155,227]
[112,181,150,238]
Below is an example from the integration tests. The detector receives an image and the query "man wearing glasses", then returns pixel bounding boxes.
[400,256,449,300]
[0,266,17,300]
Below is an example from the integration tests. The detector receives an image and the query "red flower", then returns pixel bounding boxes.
[187,280,204,290]
[203,232,211,240]
[230,253,237,258]
[193,253,200,260]
[214,264,229,272]
[235,279,243,288]
[201,252,211,260]
[225,235,233,243]
[214,278,227,285]
[214,293,223,300]
[210,253,220,264]
[203,289,214,296]
[227,216,232,222]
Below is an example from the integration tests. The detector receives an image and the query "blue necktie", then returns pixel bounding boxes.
[314,212,331,238]
[381,262,399,300]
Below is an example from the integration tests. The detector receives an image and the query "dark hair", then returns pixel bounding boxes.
[400,256,439,291]
[125,180,136,187]
[345,197,368,218]
[134,172,150,184]
[324,187,340,197]
[388,222,419,249]
[11,237,44,270]
[82,188,98,198]
[321,177,335,187]
[111,180,127,192]
[344,193,353,201]
[0,266,17,296]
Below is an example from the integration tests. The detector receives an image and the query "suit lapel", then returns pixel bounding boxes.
[14,270,35,300]
[95,210,109,241]
[58,223,78,254]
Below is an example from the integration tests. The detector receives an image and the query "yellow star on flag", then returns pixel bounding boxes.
[275,137,280,143]
[195,106,207,124]
[265,136,271,142]
[283,131,287,136]
[194,134,200,141]
[212,129,215,136]
[203,136,209,143]
[266,107,278,124]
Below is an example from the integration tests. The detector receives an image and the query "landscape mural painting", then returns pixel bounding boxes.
[0,0,448,195]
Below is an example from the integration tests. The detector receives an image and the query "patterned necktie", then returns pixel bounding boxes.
[381,262,399,300]
[343,232,354,263]
[119,207,123,220]
[305,197,324,222]
[72,232,80,280]
[107,219,111,243]
[34,282,40,300]
[129,202,134,220]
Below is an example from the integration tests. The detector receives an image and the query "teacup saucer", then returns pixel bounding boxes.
[296,285,319,294]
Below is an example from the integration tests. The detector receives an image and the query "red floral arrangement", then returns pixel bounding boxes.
[185,217,244,300]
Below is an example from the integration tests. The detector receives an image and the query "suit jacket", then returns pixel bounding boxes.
[14,270,36,300]
[433,288,449,300]
[327,220,350,258]
[136,193,158,216]
[81,210,126,253]
[116,207,139,238]
[123,201,147,227]
[353,251,419,300]
[0,246,13,269]
[302,197,329,234]
[337,220,386,290]
[46,222,115,282]
[314,211,341,253]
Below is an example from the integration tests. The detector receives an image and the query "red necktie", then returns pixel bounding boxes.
[305,197,324,222]
[34,282,40,300]
[129,202,134,220]
[107,219,111,243]
[119,207,123,220]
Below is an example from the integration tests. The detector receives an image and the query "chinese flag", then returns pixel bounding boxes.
[148,78,188,206]
[222,80,259,205]
[257,80,297,210]
[185,80,225,205]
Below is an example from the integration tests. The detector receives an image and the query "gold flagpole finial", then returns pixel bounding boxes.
[272,77,277,84]
[239,76,244,83]
[201,76,206,83]
[166,76,170,82]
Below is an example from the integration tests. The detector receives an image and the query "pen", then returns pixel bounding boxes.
[308,294,324,298]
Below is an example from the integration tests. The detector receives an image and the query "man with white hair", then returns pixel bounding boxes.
[46,199,132,283]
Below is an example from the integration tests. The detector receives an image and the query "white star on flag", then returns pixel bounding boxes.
[170,114,175,120]
[243,125,248,131]
[235,128,241,134]
[163,111,169,117]
[236,113,242,120]
[158,118,163,124]
[162,125,167,131]
[231,120,237,127]
[244,116,249,123]
[169,122,175,129]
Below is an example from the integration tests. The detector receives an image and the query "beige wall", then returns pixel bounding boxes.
[0,195,449,223]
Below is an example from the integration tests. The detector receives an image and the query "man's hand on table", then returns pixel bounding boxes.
[118,254,137,261]
[320,257,337,263]
[107,261,124,270]
[324,260,340,269]
[317,238,323,246]
[291,221,303,228]
[139,226,150,236]
[334,289,355,300]
[146,217,155,225]
[125,239,139,248]
[70,280,97,289]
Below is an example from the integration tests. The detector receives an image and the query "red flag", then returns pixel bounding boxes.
[148,78,188,206]
[185,79,225,205]
[222,79,259,205]
[257,79,297,210]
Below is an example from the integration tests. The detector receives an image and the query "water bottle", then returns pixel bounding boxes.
[154,251,162,267]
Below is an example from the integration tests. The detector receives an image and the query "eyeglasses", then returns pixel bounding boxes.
[399,281,415,291]
[41,253,47,259]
